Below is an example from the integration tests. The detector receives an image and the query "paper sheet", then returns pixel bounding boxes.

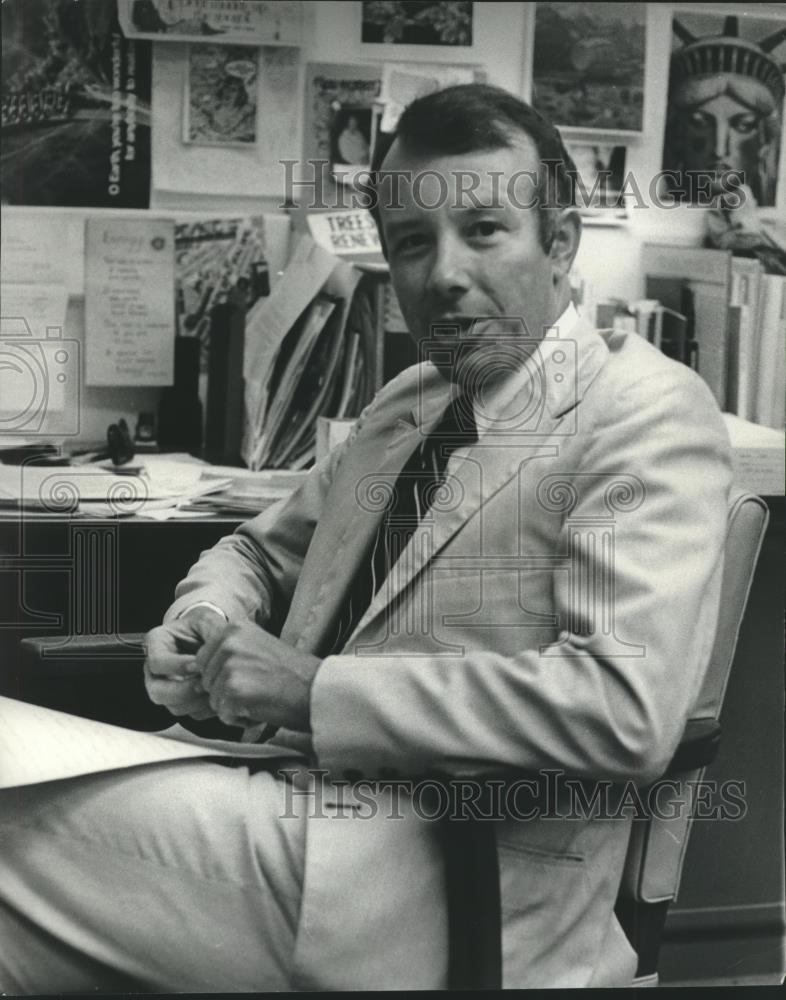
[84,217,176,386]
[242,235,339,466]
[0,285,75,435]
[0,462,231,514]
[0,215,69,286]
[0,697,302,790]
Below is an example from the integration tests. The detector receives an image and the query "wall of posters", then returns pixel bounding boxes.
[661,10,786,208]
[531,2,645,134]
[1,0,152,208]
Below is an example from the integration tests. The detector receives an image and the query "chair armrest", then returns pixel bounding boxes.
[20,634,146,674]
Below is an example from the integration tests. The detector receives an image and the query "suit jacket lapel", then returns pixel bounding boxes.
[348,321,609,642]
[281,376,449,650]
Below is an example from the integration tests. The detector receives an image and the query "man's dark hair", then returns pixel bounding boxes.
[369,83,577,252]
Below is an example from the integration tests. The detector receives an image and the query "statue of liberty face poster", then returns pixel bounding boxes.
[1,0,152,208]
[661,10,786,208]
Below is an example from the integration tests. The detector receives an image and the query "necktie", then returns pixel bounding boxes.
[328,393,478,654]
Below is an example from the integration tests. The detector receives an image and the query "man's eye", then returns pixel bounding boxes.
[394,233,428,254]
[468,220,504,239]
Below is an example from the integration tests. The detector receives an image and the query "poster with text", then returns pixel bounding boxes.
[1,0,152,208]
[117,0,303,46]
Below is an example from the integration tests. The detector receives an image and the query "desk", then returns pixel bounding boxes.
[0,514,241,725]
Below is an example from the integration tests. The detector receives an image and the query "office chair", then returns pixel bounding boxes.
[19,490,769,988]
[438,488,769,988]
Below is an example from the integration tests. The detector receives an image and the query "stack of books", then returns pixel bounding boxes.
[641,244,786,430]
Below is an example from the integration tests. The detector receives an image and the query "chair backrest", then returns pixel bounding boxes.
[617,490,769,958]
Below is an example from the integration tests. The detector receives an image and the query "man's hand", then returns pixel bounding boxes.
[196,622,320,732]
[144,606,226,719]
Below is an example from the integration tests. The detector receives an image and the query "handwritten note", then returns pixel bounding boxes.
[84,218,175,386]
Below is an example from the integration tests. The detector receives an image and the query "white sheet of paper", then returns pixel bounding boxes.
[0,698,301,789]
[723,413,785,496]
[242,235,338,465]
[0,462,231,508]
[307,210,382,256]
[84,217,175,386]
[0,215,69,286]
[0,285,72,428]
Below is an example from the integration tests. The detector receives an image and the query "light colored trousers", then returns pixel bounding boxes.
[0,759,446,992]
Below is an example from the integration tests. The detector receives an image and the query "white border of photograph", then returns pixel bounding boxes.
[357,1,478,62]
[521,2,648,139]
[660,3,786,226]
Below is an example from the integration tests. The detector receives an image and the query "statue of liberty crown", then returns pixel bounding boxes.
[671,15,786,104]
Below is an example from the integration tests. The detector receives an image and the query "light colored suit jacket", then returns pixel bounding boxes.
[166,320,732,988]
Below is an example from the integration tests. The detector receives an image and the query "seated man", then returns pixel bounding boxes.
[0,85,732,991]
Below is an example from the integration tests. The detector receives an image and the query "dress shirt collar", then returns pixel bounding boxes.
[468,302,580,442]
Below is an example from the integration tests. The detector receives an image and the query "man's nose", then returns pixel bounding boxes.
[426,234,472,299]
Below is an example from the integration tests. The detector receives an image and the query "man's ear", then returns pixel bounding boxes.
[549,208,582,284]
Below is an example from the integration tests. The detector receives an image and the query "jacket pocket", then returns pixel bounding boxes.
[497,841,597,987]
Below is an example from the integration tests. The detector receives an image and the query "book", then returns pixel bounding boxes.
[643,244,732,408]
[753,274,786,431]
[728,257,764,420]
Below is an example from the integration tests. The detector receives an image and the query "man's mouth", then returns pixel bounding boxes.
[429,316,483,339]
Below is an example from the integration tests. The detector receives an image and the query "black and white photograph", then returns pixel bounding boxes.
[661,9,786,208]
[530,1,646,132]
[565,140,628,222]
[361,0,473,46]
[302,61,381,178]
[0,0,152,207]
[328,105,374,183]
[184,43,258,147]
[0,2,784,996]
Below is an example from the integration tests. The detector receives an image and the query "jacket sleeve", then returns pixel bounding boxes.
[163,426,360,627]
[309,371,734,785]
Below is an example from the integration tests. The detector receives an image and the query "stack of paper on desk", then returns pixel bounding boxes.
[180,469,308,515]
[0,459,232,518]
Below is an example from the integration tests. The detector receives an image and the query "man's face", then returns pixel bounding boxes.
[377,136,565,388]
